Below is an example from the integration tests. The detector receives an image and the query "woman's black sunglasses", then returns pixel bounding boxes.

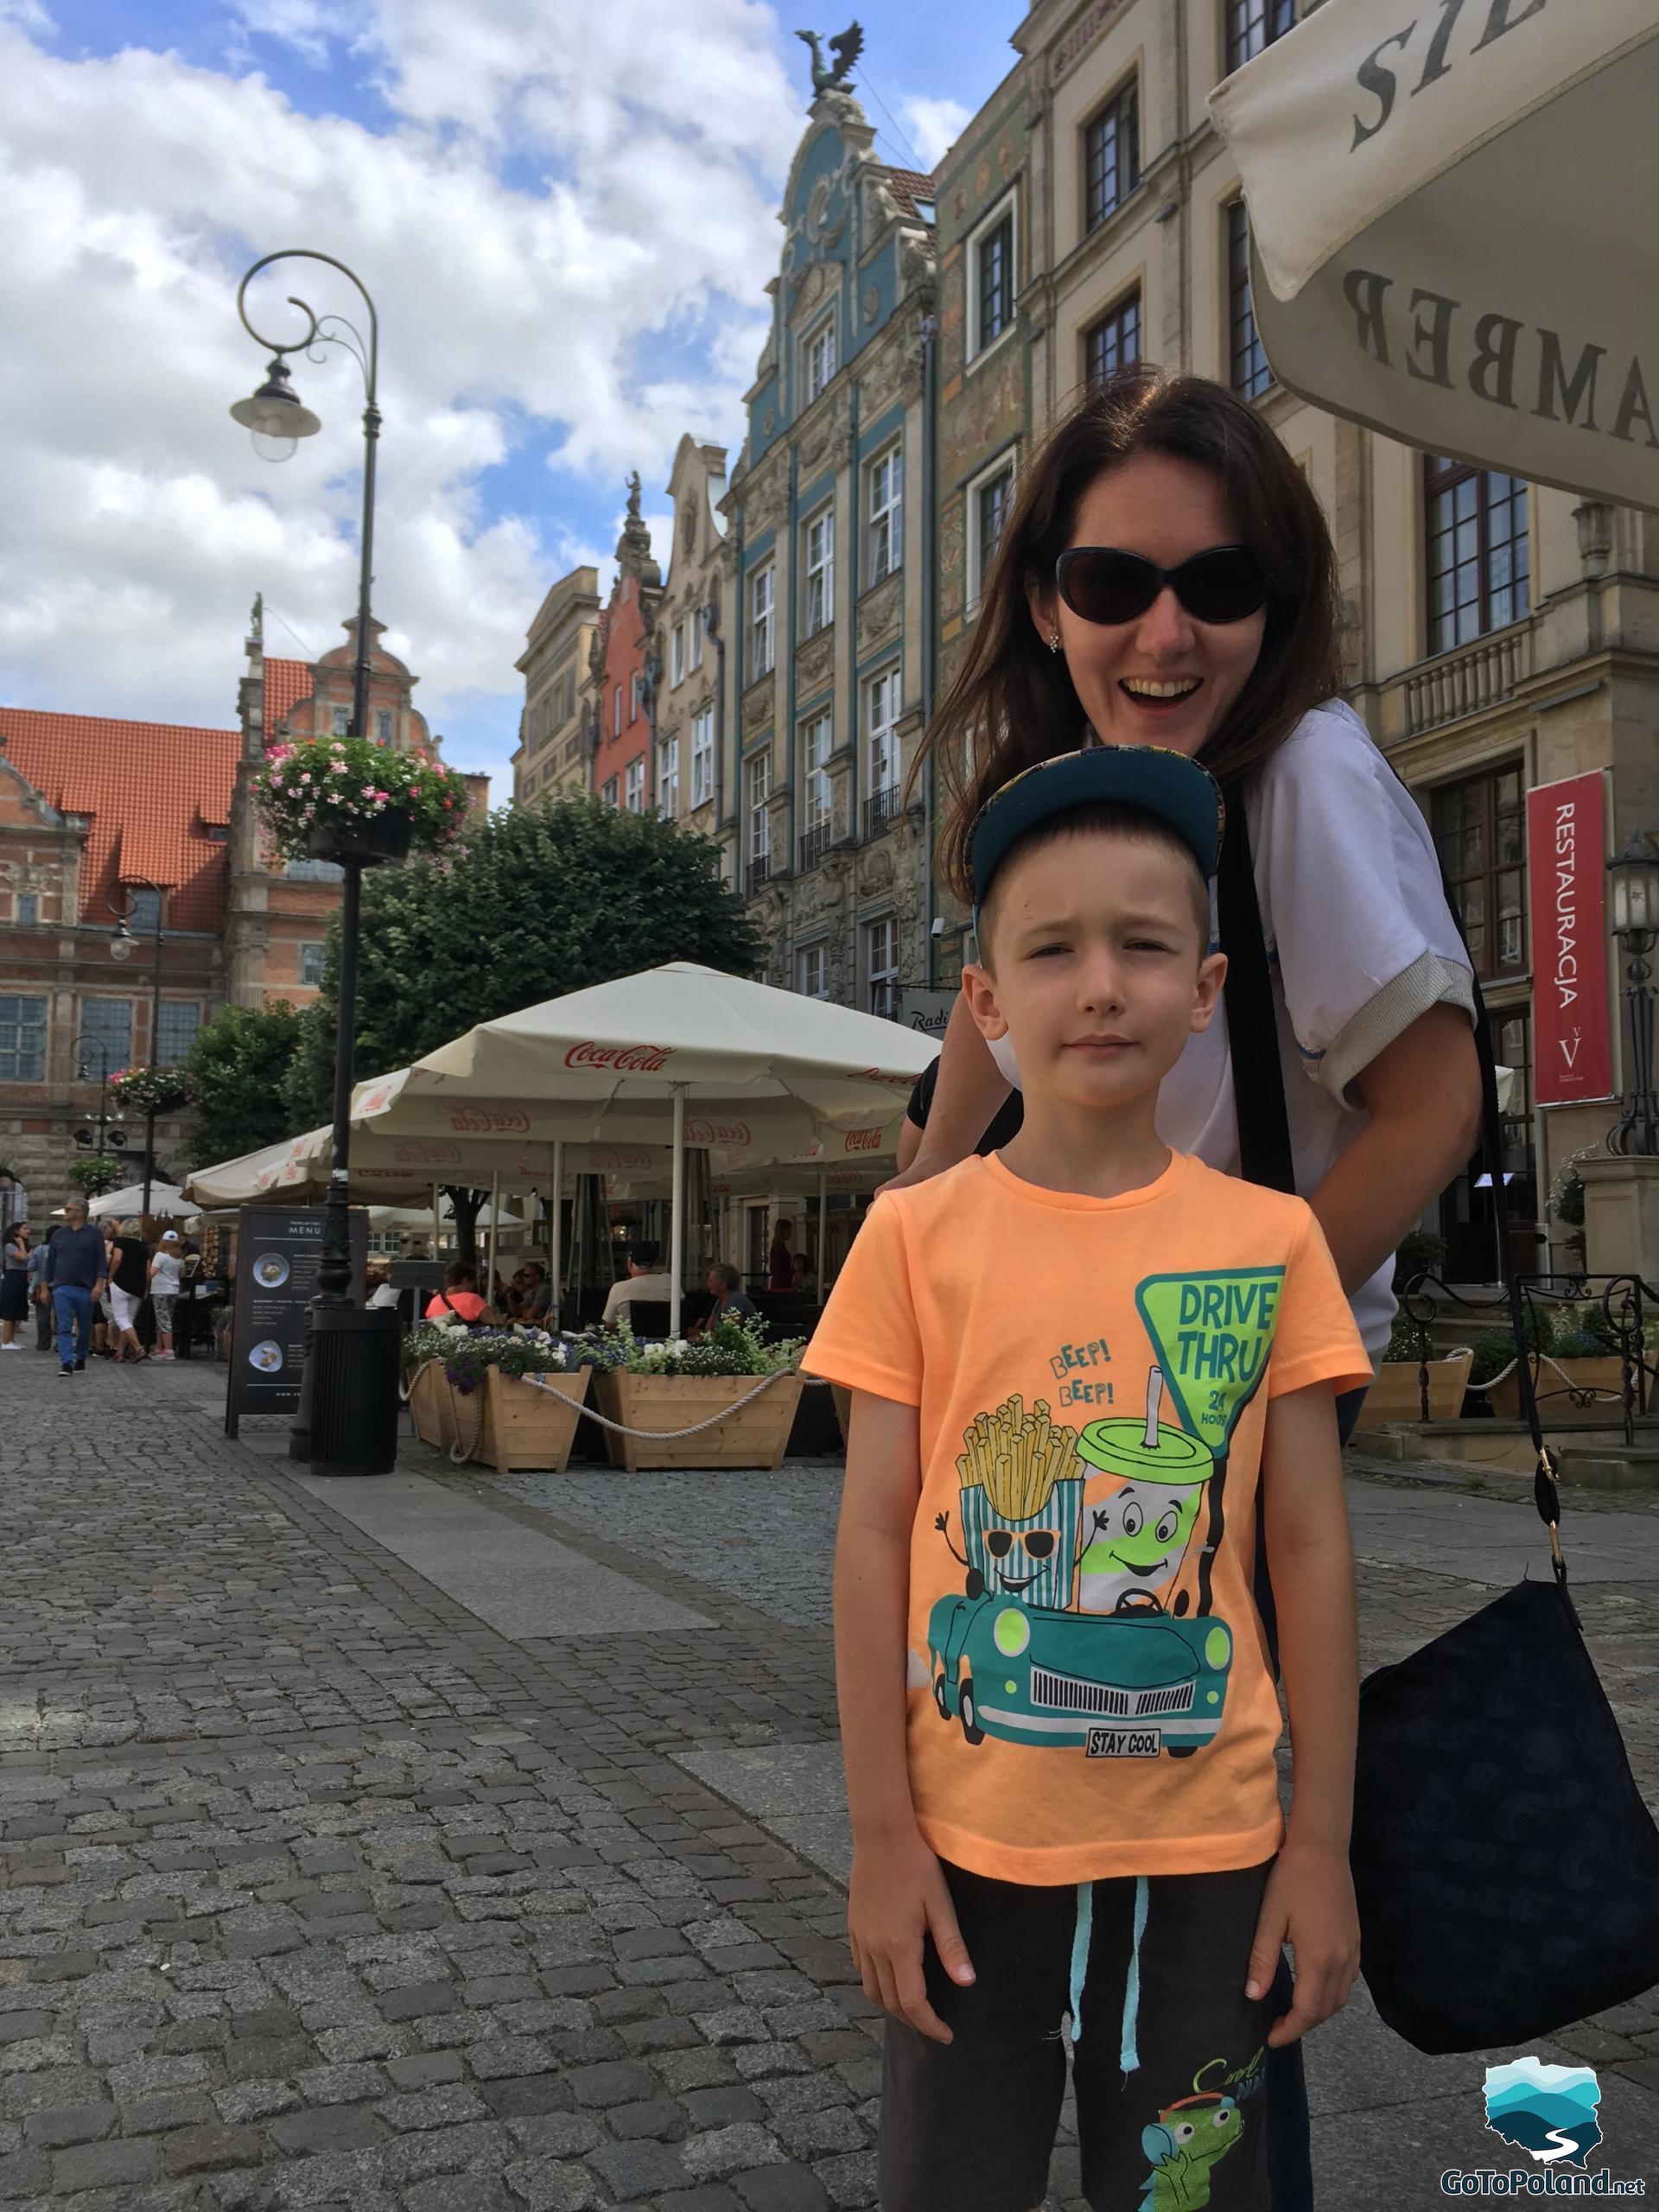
[1054,544,1268,626]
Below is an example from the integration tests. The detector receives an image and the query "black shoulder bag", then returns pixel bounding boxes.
[1219,791,1659,2055]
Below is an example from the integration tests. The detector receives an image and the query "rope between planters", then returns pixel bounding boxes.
[523,1366,830,1442]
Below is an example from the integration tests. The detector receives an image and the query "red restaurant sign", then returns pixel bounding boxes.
[1525,771,1612,1107]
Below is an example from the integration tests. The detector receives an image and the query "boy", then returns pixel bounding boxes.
[805,746,1370,2212]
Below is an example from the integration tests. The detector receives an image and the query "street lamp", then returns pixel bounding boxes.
[109,876,165,1215]
[1606,832,1659,1155]
[230,249,398,1476]
[72,1036,121,1197]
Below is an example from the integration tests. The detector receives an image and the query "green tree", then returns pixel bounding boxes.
[185,1001,306,1168]
[283,798,765,1262]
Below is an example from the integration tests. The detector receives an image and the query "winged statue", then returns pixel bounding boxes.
[797,22,864,99]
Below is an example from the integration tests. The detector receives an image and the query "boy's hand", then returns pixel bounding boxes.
[848,1825,975,2044]
[1244,1837,1359,2048]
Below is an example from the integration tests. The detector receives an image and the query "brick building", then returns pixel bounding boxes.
[589,479,664,815]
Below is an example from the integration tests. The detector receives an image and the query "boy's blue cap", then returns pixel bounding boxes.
[968,744,1225,919]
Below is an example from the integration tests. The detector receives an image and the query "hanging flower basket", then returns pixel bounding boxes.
[69,1153,122,1196]
[254,732,470,865]
[109,1066,193,1116]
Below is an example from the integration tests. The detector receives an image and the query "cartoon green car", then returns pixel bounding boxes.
[926,1584,1232,1757]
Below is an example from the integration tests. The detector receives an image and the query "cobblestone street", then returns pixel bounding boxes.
[2,1351,1656,2209]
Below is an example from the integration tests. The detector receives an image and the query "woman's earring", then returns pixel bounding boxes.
[1048,629,1062,655]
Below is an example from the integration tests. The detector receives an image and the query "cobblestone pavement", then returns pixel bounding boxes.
[3,1351,1657,2212]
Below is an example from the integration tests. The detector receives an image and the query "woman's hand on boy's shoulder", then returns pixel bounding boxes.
[847,1824,975,2045]
[1246,1835,1359,2048]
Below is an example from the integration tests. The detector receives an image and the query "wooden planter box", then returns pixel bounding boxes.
[1487,1356,1626,1421]
[1351,1351,1471,1430]
[594,1370,804,1472]
[406,1359,456,1451]
[448,1364,591,1473]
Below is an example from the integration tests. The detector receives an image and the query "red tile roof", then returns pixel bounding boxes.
[0,709,238,932]
[263,657,315,745]
[884,168,936,219]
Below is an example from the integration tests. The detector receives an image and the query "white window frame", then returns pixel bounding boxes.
[868,666,901,798]
[602,775,620,808]
[866,915,900,1014]
[804,505,835,637]
[868,443,903,587]
[691,707,715,809]
[690,609,705,671]
[625,756,645,813]
[375,709,393,744]
[671,623,686,687]
[0,995,47,1082]
[747,751,772,864]
[966,453,1017,616]
[797,942,830,1001]
[631,671,645,724]
[804,313,837,404]
[750,563,775,680]
[966,189,1018,364]
[802,712,833,832]
[613,684,622,738]
[299,942,326,988]
[658,734,680,819]
[332,705,351,736]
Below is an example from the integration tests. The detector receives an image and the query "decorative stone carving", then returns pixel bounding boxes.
[1052,0,1130,86]
[743,465,788,537]
[797,626,836,700]
[862,284,880,325]
[856,572,903,659]
[743,674,775,735]
[796,394,847,484]
[1575,501,1615,579]
[858,338,906,419]
[860,842,895,893]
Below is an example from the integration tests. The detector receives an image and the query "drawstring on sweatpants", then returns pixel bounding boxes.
[1068,1873,1150,2069]
[1067,1880,1092,2043]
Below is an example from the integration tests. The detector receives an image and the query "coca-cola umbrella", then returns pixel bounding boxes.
[353,962,939,1332]
[1209,0,1659,509]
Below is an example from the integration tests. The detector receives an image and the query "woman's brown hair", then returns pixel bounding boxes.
[914,366,1344,903]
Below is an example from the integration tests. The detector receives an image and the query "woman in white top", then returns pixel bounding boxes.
[897,366,1482,2212]
[148,1230,183,1360]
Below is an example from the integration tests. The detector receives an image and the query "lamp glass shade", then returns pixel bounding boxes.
[1609,837,1659,938]
[230,358,321,444]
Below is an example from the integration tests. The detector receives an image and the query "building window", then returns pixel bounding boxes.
[285,857,344,882]
[970,200,1015,358]
[1425,458,1531,655]
[1085,292,1141,386]
[691,708,715,808]
[671,623,685,687]
[804,315,836,404]
[804,507,835,636]
[125,886,162,935]
[332,706,351,736]
[750,564,775,680]
[797,942,830,1000]
[800,713,833,869]
[1084,83,1139,232]
[690,610,705,671]
[1432,764,1527,981]
[602,775,620,808]
[868,445,903,586]
[1228,199,1271,400]
[81,997,132,1070]
[13,894,36,928]
[625,757,645,813]
[867,915,899,1016]
[658,734,680,819]
[866,666,901,834]
[156,1001,200,1065]
[375,709,392,743]
[1227,0,1296,73]
[613,684,622,738]
[747,750,772,890]
[631,671,645,724]
[0,996,46,1082]
[299,943,325,988]
[967,459,1016,613]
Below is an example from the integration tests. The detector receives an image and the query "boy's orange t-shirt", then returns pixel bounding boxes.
[805,1149,1370,1886]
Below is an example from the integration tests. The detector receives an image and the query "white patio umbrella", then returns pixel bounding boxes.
[358,963,938,1332]
[88,1182,194,1221]
[1209,0,1659,507]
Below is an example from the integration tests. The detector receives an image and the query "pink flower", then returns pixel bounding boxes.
[299,772,312,786]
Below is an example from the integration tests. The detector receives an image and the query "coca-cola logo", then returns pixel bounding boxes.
[447,1106,530,1135]
[564,1040,675,1073]
[391,1142,462,1166]
[684,1117,752,1146]
[589,1147,654,1172]
[842,1126,882,1154]
[357,1084,394,1115]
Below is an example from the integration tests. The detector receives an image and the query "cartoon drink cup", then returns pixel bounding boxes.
[1074,1367,1213,1615]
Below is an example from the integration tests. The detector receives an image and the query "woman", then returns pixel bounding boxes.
[423,1260,491,1325]
[896,366,1483,2210]
[175,1239,204,1359]
[767,1218,795,1293]
[0,1221,29,1347]
[148,1230,183,1361]
[105,1217,149,1363]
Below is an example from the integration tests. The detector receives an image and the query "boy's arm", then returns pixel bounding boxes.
[1246,1380,1362,2048]
[835,1388,975,2044]
[881,993,1009,1192]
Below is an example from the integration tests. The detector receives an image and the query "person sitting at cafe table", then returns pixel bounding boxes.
[424,1261,491,1325]
[791,1249,817,1298]
[689,1261,756,1338]
[601,1240,675,1327]
[508,1261,552,1325]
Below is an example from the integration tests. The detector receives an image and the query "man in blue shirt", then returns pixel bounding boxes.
[44,1198,107,1375]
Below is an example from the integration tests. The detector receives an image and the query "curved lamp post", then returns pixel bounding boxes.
[109,875,165,1216]
[71,1035,121,1196]
[230,250,397,1474]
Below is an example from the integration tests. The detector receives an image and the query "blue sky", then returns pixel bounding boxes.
[2,0,1020,794]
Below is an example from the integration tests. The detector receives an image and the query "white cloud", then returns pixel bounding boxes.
[0,1,801,794]
[899,93,969,170]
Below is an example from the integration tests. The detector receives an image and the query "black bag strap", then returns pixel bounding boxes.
[1217,779,1566,1585]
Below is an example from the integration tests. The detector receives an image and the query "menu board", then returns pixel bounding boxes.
[225,1206,367,1435]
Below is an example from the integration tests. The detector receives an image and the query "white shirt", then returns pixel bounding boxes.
[601,1270,677,1325]
[149,1250,182,1296]
[988,701,1474,1361]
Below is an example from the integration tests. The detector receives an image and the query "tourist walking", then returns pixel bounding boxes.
[105,1217,149,1363]
[0,1222,29,1347]
[46,1197,107,1374]
[148,1229,183,1360]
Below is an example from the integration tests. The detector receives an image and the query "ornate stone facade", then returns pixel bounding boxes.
[514,568,600,805]
[652,438,734,869]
